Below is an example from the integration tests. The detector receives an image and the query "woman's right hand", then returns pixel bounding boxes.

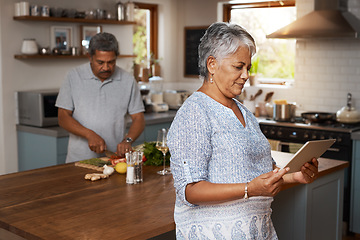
[247,168,289,197]
[86,130,106,153]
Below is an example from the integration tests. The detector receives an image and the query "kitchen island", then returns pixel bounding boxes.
[0,152,348,240]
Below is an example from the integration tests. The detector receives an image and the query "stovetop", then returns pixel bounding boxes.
[258,117,360,133]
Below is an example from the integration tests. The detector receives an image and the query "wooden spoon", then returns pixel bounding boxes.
[250,89,263,101]
[264,91,274,102]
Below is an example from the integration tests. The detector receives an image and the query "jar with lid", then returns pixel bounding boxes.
[21,39,38,55]
[116,1,125,21]
[125,1,135,21]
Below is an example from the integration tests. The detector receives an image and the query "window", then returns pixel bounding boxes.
[223,1,296,86]
[133,3,158,80]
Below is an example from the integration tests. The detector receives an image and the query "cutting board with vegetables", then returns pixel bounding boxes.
[74,156,125,171]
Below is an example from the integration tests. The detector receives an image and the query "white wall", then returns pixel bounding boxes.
[0,0,179,174]
[0,4,4,174]
[162,0,220,92]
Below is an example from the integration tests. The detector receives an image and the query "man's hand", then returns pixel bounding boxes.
[86,130,106,153]
[117,141,132,157]
[58,108,106,154]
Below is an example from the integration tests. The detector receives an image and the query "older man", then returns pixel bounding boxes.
[56,32,145,163]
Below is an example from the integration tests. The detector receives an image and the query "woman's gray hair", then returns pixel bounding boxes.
[88,32,119,56]
[198,22,256,79]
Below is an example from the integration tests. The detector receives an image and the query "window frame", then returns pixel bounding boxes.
[134,2,159,59]
[223,1,295,22]
[223,1,296,87]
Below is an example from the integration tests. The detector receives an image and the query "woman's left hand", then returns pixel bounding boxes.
[292,157,319,184]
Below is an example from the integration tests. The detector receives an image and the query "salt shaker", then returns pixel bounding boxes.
[134,151,143,183]
[125,152,134,184]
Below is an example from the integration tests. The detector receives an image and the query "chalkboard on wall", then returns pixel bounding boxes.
[184,26,208,78]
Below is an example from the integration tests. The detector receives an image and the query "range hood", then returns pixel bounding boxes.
[266,0,360,39]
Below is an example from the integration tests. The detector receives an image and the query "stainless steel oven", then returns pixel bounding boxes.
[259,119,360,229]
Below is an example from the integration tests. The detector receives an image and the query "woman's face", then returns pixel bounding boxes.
[212,46,251,98]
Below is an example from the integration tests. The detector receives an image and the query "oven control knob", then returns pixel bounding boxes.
[270,130,275,135]
[320,135,325,140]
[277,131,282,137]
[304,132,309,139]
[337,137,342,143]
[311,134,317,139]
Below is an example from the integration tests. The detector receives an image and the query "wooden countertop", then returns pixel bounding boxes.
[0,153,348,240]
[0,164,175,240]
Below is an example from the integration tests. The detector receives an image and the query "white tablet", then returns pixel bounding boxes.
[280,139,336,173]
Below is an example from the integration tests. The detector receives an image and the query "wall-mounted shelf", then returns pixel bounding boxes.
[14,54,136,59]
[13,16,136,25]
[13,16,136,60]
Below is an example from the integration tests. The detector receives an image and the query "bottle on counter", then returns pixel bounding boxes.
[125,152,134,184]
[134,151,143,183]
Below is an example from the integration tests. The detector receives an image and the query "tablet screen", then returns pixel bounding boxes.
[281,139,336,173]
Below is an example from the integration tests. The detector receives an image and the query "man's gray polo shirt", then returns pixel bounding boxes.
[56,63,144,163]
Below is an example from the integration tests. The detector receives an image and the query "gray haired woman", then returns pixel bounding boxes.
[167,22,318,239]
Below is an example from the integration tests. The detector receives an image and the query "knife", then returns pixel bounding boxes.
[104,150,119,158]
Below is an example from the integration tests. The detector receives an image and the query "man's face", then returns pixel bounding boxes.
[89,50,117,81]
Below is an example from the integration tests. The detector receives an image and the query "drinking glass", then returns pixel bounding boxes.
[156,128,171,175]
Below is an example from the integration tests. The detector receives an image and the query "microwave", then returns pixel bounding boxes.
[17,89,59,127]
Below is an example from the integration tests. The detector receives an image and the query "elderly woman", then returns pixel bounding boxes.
[167,22,318,239]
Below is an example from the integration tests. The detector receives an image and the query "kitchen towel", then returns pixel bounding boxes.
[268,139,281,151]
[289,143,303,154]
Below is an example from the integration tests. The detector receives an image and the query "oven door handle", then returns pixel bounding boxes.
[327,147,340,152]
[278,142,291,146]
[278,142,340,152]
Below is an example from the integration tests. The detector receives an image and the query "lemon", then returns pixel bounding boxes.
[115,162,127,174]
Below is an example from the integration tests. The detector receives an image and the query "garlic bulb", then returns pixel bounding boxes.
[103,164,114,175]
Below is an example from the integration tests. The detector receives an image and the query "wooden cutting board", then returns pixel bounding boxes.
[74,157,111,172]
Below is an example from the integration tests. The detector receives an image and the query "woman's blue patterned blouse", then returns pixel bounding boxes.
[167,92,278,239]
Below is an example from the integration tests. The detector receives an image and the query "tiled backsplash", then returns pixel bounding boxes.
[292,0,360,113]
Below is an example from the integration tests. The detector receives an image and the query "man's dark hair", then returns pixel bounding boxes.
[88,32,119,56]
